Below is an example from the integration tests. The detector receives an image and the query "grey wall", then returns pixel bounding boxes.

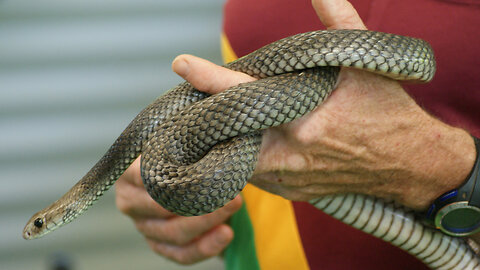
[0,1,225,269]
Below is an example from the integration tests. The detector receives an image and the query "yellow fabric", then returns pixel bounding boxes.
[221,33,238,63]
[242,185,310,270]
[220,33,310,270]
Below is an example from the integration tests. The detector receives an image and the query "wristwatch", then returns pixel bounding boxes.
[425,136,480,237]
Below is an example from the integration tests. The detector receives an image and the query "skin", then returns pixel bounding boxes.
[115,0,477,265]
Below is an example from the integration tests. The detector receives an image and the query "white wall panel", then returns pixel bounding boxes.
[0,1,225,269]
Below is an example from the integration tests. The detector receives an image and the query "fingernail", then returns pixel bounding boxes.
[173,57,189,78]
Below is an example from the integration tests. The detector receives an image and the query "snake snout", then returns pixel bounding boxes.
[22,222,37,240]
[23,214,49,240]
[22,230,31,240]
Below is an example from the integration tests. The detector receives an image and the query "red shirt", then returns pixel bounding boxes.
[223,0,480,269]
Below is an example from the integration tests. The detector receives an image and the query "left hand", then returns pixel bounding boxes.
[116,157,242,264]
[171,0,476,210]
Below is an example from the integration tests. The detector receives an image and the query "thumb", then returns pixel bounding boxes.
[172,54,256,95]
[312,0,367,30]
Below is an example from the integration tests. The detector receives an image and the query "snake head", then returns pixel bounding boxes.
[23,214,48,240]
[23,208,63,240]
[23,214,47,240]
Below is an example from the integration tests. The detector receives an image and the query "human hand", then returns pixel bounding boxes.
[172,0,476,210]
[115,157,242,265]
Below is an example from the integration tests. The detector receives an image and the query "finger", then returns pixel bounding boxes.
[118,156,143,187]
[312,0,367,30]
[116,179,175,218]
[136,195,242,245]
[147,224,234,265]
[172,54,256,94]
[116,163,176,218]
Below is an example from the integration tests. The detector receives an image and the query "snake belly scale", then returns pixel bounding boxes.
[23,29,479,269]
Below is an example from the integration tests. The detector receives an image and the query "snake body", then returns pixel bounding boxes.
[23,30,479,269]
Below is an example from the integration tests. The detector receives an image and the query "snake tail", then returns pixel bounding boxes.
[311,195,480,269]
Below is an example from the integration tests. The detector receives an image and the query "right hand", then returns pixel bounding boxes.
[115,156,243,265]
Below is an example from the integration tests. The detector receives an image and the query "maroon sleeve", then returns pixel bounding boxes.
[223,0,480,269]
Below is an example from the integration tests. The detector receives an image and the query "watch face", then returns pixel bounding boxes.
[436,202,480,236]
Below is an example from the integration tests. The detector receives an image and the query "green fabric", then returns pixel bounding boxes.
[224,200,260,270]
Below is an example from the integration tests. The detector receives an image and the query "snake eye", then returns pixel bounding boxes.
[34,218,44,228]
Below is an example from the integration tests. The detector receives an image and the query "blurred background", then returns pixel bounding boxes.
[0,0,225,269]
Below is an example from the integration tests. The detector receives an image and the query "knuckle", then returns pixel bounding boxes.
[115,189,133,215]
[133,220,148,234]
[136,220,167,241]
[149,243,192,264]
[290,113,331,146]
[292,124,319,145]
[172,253,196,265]
[160,223,189,245]
[197,242,218,258]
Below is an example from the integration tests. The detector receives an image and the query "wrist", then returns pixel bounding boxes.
[402,116,476,210]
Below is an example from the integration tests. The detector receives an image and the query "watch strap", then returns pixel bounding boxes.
[462,136,480,207]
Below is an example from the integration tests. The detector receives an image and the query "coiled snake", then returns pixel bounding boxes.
[23,30,480,269]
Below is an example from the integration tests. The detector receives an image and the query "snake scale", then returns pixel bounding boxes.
[23,29,479,269]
